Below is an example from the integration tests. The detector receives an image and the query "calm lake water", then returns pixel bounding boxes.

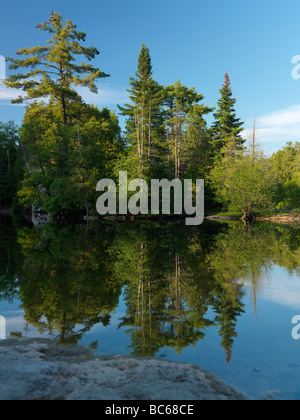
[0,216,300,400]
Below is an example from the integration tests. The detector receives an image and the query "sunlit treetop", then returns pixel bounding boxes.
[4,11,109,123]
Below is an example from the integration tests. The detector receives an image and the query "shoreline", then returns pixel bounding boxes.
[205,213,300,225]
[254,213,300,224]
[2,208,300,226]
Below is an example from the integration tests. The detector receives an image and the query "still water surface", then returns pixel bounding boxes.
[0,217,300,400]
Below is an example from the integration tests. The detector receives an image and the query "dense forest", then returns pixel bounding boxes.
[0,11,299,218]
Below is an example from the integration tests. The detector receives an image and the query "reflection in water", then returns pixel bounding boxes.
[0,218,299,364]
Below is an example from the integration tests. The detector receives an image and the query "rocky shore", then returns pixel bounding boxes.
[0,339,250,401]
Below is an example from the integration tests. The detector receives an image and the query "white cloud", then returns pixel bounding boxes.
[0,81,22,102]
[242,266,300,311]
[0,79,129,109]
[243,105,300,154]
[258,275,300,310]
[258,105,300,127]
[76,84,129,107]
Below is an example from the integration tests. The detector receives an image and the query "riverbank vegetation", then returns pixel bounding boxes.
[0,11,299,219]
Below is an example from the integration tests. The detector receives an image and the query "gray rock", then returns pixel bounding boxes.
[0,339,250,400]
[31,209,52,228]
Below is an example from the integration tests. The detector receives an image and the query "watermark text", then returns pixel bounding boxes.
[291,316,300,340]
[0,316,6,340]
[0,55,6,80]
[96,172,205,226]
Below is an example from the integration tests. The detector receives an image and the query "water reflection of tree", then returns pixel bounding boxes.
[17,223,123,344]
[113,223,244,361]
[208,223,300,360]
[0,220,299,359]
[0,218,22,302]
[113,222,300,361]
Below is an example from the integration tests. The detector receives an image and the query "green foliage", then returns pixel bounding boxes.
[210,153,277,215]
[270,142,300,210]
[0,220,22,302]
[1,219,299,357]
[4,11,109,120]
[3,11,123,215]
[211,73,245,158]
[1,13,299,216]
[118,43,166,181]
[16,222,121,344]
[163,80,211,179]
[181,104,214,179]
[18,101,122,213]
[0,121,23,207]
[137,43,152,80]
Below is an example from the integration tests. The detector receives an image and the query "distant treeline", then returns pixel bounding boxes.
[0,11,299,217]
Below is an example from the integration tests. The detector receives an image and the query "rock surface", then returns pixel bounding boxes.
[0,339,250,400]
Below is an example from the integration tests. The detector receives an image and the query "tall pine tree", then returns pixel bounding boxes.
[212,73,245,159]
[5,11,109,125]
[118,43,165,179]
[4,12,122,215]
[163,80,206,179]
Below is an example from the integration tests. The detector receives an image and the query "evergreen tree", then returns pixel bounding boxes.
[137,42,152,80]
[18,101,122,214]
[0,121,23,209]
[163,80,204,179]
[4,11,109,126]
[118,43,166,180]
[212,73,245,158]
[4,11,110,180]
[182,103,214,180]
[3,11,122,215]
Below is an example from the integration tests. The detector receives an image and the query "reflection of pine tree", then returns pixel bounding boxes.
[3,217,299,357]
[117,226,168,357]
[211,284,245,364]
[17,222,123,345]
[0,219,22,302]
[118,224,215,357]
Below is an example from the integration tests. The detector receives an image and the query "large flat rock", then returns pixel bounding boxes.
[0,339,250,400]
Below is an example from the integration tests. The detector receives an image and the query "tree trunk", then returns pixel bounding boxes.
[85,199,90,218]
[242,210,253,224]
[61,96,67,126]
[6,150,10,171]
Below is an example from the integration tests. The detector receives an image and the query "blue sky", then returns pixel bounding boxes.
[1,0,300,154]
